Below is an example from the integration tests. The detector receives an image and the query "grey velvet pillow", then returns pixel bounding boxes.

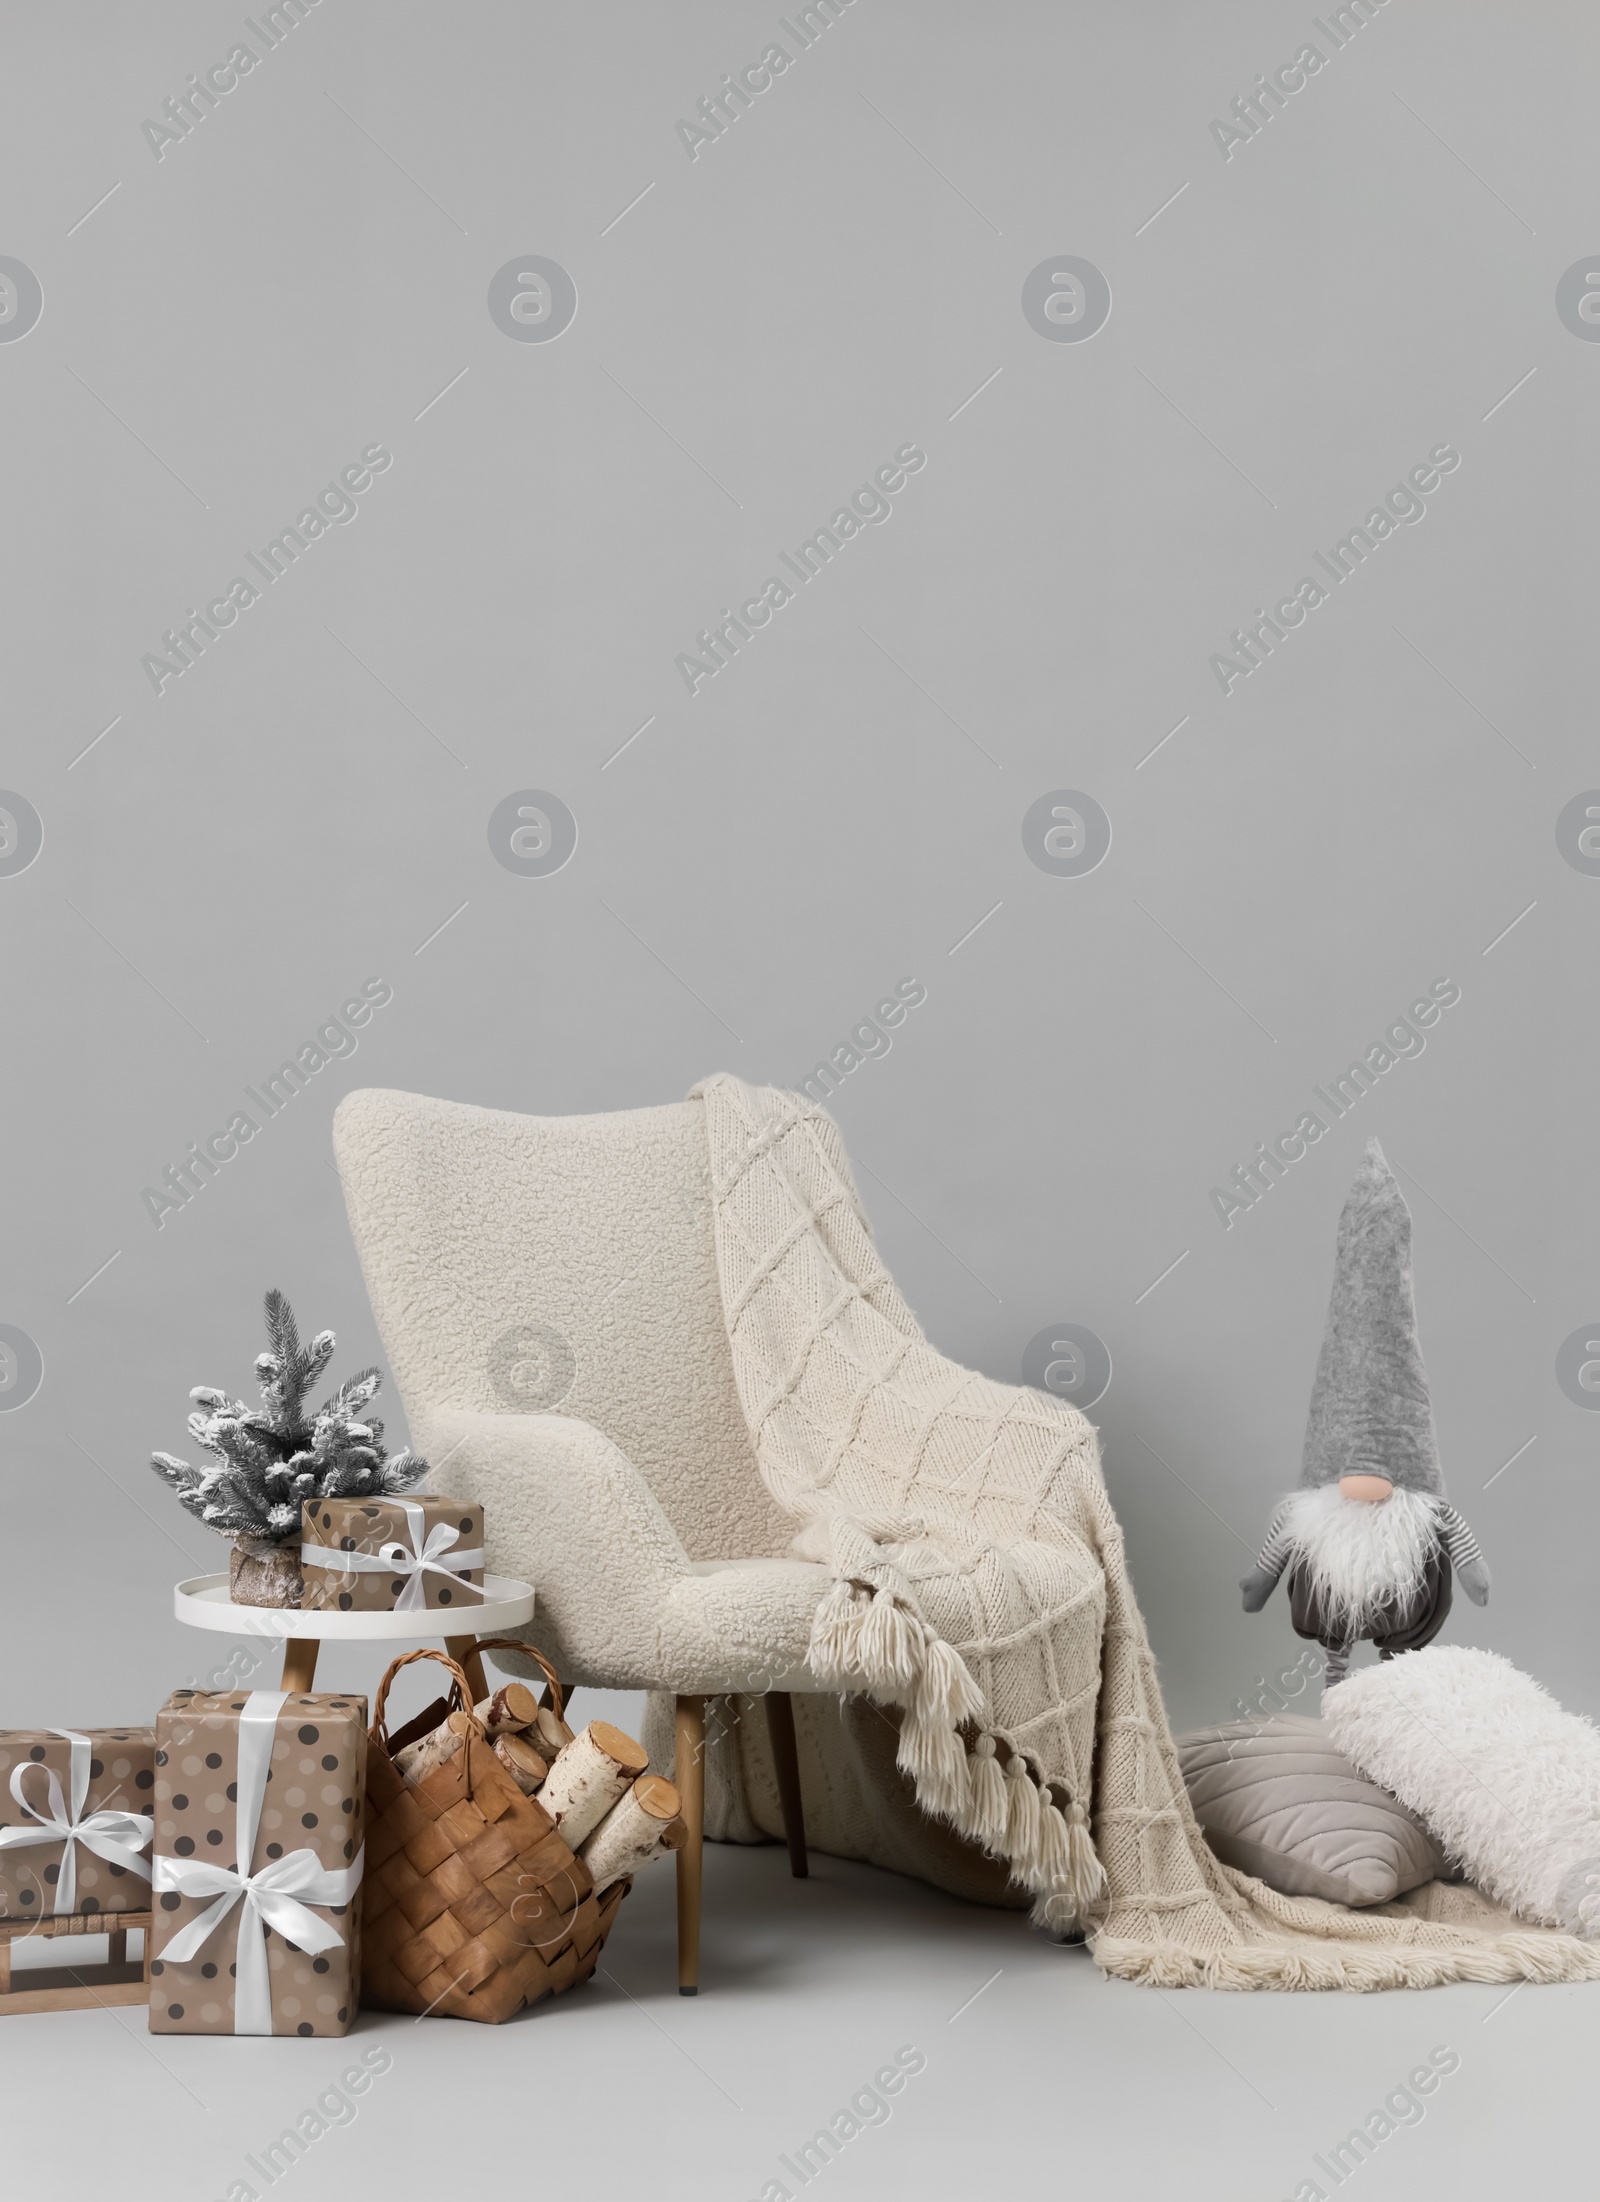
[1177,1714,1448,1907]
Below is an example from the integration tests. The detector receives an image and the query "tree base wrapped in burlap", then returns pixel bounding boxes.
[361,1648,628,2023]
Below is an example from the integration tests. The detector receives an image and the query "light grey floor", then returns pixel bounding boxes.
[6,1709,1596,2202]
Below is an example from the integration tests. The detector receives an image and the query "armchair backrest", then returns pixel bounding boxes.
[332,1087,788,1563]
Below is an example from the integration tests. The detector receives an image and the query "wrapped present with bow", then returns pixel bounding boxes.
[0,1727,155,1920]
[299,1496,486,1614]
[149,1689,366,2036]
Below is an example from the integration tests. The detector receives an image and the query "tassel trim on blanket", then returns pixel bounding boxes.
[808,1576,1108,1928]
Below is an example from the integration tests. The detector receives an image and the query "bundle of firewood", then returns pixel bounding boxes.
[394,1681,686,1893]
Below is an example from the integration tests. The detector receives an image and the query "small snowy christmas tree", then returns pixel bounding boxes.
[152,1289,427,1605]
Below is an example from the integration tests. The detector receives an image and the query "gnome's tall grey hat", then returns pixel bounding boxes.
[1299,1138,1445,1496]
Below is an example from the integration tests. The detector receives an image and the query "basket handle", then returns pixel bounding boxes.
[371,1645,478,1756]
[472,1637,565,1726]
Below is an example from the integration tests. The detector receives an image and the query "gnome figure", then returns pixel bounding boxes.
[1240,1138,1490,1688]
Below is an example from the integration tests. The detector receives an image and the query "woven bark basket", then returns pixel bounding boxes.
[361,1642,629,2022]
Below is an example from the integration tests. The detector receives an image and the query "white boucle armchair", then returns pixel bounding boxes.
[332,1086,833,1993]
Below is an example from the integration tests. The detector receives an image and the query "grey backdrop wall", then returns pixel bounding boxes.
[3,0,1596,1739]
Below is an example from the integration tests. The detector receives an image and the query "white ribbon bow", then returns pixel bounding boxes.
[302,1500,486,1612]
[0,1727,154,1915]
[151,1692,364,2034]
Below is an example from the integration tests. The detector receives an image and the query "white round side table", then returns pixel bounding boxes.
[173,1572,537,1703]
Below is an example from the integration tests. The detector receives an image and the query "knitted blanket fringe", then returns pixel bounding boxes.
[1094,1929,1600,1991]
[807,1575,1105,1927]
[694,1074,1600,1985]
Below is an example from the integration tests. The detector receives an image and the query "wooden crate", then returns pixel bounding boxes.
[0,1910,152,2016]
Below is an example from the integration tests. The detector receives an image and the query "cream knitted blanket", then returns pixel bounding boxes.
[695,1074,1600,1987]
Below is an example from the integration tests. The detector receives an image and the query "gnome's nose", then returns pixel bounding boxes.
[1338,1473,1395,1503]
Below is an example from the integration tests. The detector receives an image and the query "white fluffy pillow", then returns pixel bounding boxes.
[1324,1645,1600,1936]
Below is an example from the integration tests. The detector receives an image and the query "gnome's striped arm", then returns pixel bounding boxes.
[1253,1503,1295,1581]
[1439,1504,1490,1605]
[1239,1501,1294,1611]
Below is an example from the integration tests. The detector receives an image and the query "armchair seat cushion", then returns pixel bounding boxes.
[665,1558,843,1697]
[471,1547,843,1700]
[686,1556,831,1582]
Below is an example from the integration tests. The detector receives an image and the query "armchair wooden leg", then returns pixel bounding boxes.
[674,1695,705,1996]
[765,1692,808,1878]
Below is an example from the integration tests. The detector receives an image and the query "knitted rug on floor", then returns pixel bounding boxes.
[684,1074,1600,1988]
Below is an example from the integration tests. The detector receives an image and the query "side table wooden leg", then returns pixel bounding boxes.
[444,1636,489,1704]
[280,1638,319,1693]
[675,1695,705,1996]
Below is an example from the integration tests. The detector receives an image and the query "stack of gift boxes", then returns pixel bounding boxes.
[0,1491,486,2038]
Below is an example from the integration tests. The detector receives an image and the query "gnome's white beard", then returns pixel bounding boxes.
[1281,1485,1441,1638]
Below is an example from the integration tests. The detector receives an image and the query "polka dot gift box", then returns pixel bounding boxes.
[0,1726,155,1920]
[299,1495,486,1613]
[149,1689,366,2036]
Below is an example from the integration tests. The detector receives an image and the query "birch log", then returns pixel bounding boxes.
[537,1721,649,1848]
[474,1684,538,1736]
[493,1731,549,1794]
[395,1709,476,1785]
[531,1705,574,1761]
[579,1775,685,1892]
